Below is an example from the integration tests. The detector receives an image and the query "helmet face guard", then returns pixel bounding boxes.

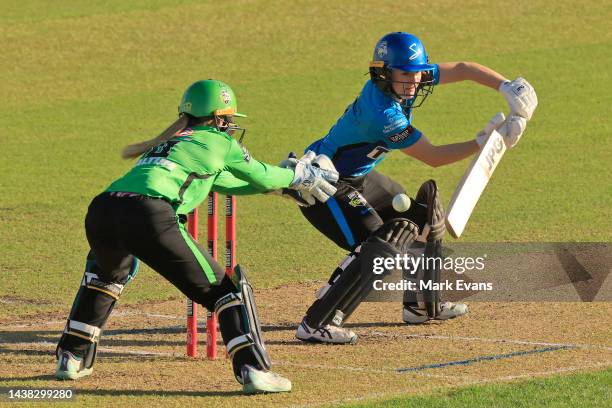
[369,32,436,109]
[213,112,247,143]
[370,62,434,109]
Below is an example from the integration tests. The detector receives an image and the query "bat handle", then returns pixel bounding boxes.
[485,112,506,134]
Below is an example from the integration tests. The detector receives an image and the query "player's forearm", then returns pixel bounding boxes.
[228,160,295,191]
[438,62,507,90]
[212,183,268,195]
[427,140,480,167]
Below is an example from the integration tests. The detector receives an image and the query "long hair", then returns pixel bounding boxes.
[121,114,190,159]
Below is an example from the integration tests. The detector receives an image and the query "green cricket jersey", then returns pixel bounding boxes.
[106,125,294,215]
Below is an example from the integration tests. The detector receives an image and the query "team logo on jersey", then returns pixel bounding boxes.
[376,41,388,57]
[388,126,415,143]
[221,89,232,104]
[408,43,422,61]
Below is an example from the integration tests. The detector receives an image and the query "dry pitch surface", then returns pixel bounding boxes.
[1,283,610,407]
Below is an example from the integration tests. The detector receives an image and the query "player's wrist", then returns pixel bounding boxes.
[475,133,486,148]
[498,80,510,92]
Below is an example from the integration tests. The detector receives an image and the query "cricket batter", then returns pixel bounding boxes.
[55,80,340,393]
[294,32,538,344]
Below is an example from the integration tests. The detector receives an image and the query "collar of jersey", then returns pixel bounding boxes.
[191,125,217,131]
[367,80,404,110]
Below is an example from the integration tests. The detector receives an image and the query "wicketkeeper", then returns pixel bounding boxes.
[55,80,339,393]
[290,32,538,344]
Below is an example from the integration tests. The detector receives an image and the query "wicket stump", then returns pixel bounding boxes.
[186,193,236,359]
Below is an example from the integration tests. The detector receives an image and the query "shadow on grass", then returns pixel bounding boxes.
[0,374,56,381]
[0,375,244,397]
[0,348,178,359]
[77,388,244,397]
[0,321,409,351]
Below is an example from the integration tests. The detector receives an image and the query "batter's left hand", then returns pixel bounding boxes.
[499,77,538,120]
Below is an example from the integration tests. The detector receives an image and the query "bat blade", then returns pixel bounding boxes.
[446,129,507,238]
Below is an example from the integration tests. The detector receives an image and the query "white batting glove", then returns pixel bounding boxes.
[300,154,338,205]
[497,115,527,148]
[499,77,538,120]
[476,112,506,147]
[289,151,339,203]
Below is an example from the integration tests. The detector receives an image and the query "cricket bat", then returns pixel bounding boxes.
[446,114,507,238]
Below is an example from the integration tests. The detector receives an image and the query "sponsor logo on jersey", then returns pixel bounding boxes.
[347,191,367,208]
[383,118,405,134]
[366,145,390,160]
[135,157,177,170]
[388,126,414,143]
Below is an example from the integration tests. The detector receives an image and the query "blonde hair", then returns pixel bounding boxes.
[121,115,190,159]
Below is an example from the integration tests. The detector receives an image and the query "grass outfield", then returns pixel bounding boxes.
[2,0,611,307]
[345,369,612,408]
[1,0,610,406]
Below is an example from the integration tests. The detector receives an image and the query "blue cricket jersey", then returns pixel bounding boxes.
[307,69,439,177]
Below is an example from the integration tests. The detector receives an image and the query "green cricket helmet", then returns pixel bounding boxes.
[178,80,247,118]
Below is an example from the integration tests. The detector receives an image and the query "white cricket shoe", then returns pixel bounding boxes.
[295,318,358,344]
[241,365,292,394]
[55,349,93,380]
[402,301,469,324]
[437,301,469,320]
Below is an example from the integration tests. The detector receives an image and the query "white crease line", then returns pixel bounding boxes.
[97,346,176,357]
[285,361,612,408]
[0,310,190,330]
[0,311,141,329]
[370,331,612,352]
[276,361,458,379]
[1,320,67,329]
[4,341,177,357]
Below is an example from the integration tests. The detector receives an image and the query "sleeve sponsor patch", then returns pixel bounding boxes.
[388,126,415,143]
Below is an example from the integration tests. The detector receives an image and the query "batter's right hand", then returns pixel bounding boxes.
[476,112,506,147]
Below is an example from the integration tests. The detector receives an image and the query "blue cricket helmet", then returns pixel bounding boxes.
[369,32,436,109]
[372,32,435,72]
